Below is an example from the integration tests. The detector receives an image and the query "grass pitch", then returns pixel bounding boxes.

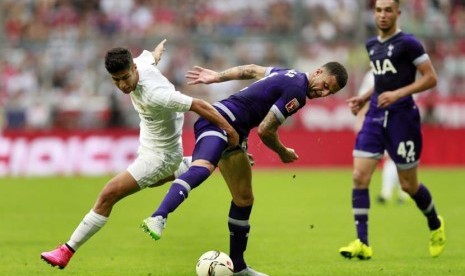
[1,168,464,275]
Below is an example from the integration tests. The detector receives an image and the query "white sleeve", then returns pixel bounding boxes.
[165,91,193,112]
[133,50,155,65]
[264,67,274,76]
[141,75,193,112]
[358,71,374,96]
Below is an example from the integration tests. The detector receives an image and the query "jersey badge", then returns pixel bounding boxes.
[285,98,300,113]
[387,44,394,57]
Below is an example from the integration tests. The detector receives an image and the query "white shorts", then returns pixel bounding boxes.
[127,147,183,189]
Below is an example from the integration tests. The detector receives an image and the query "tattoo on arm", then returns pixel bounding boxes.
[260,113,280,132]
[218,71,230,82]
[219,65,255,82]
[259,113,285,153]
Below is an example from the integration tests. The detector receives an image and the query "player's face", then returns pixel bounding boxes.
[307,69,340,99]
[110,64,139,94]
[374,0,400,35]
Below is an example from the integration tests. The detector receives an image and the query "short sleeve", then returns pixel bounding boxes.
[134,50,155,65]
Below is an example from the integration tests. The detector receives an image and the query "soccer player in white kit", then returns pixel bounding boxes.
[40,40,239,269]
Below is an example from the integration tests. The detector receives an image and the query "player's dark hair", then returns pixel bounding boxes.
[104,47,133,74]
[323,61,348,90]
[376,0,400,6]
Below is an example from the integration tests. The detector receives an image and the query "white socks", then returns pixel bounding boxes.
[67,210,108,251]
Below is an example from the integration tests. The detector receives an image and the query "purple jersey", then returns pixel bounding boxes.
[192,67,308,165]
[355,31,429,168]
[367,31,429,110]
[214,67,308,137]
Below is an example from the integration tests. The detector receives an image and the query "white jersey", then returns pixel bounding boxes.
[131,50,193,152]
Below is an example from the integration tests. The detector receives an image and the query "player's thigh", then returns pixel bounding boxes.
[385,107,422,170]
[353,113,385,160]
[218,150,253,206]
[93,171,140,215]
[101,170,140,199]
[193,119,229,167]
[128,149,182,189]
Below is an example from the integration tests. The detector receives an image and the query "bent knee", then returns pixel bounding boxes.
[233,195,254,207]
[352,169,371,188]
[97,182,125,206]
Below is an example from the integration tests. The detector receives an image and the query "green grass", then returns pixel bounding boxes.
[1,168,464,275]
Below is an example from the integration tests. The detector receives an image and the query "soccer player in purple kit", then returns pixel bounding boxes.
[339,0,445,260]
[140,62,348,276]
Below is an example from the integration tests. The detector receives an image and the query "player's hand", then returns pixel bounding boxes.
[377,91,400,108]
[225,129,240,149]
[279,148,299,163]
[152,39,167,64]
[186,66,219,85]
[346,96,365,115]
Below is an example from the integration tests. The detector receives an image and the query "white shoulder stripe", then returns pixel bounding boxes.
[413,53,429,67]
[264,67,273,76]
[271,105,285,123]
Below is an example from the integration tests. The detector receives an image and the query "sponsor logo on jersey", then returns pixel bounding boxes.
[285,98,300,113]
[370,59,397,75]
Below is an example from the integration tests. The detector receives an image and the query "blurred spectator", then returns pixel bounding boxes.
[1,0,464,131]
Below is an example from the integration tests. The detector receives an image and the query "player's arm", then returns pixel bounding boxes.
[377,60,437,108]
[397,60,437,97]
[190,98,239,147]
[186,64,267,85]
[257,112,298,163]
[151,39,167,65]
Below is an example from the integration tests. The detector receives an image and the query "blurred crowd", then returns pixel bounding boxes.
[1,0,464,131]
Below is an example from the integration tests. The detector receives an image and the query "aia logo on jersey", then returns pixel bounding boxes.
[285,98,299,113]
[370,59,397,75]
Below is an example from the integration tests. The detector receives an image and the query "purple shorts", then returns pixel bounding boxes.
[354,104,422,169]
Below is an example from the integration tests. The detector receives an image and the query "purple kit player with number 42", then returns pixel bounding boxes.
[140,62,348,276]
[340,0,446,261]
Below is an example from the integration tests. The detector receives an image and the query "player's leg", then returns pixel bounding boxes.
[41,170,140,269]
[142,128,227,240]
[397,167,445,257]
[220,150,252,272]
[339,156,378,260]
[387,106,445,257]
[340,111,384,260]
[148,156,192,188]
[41,149,182,268]
[218,149,267,276]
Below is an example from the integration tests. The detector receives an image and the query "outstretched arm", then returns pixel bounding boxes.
[151,39,167,65]
[257,112,299,163]
[186,64,268,85]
